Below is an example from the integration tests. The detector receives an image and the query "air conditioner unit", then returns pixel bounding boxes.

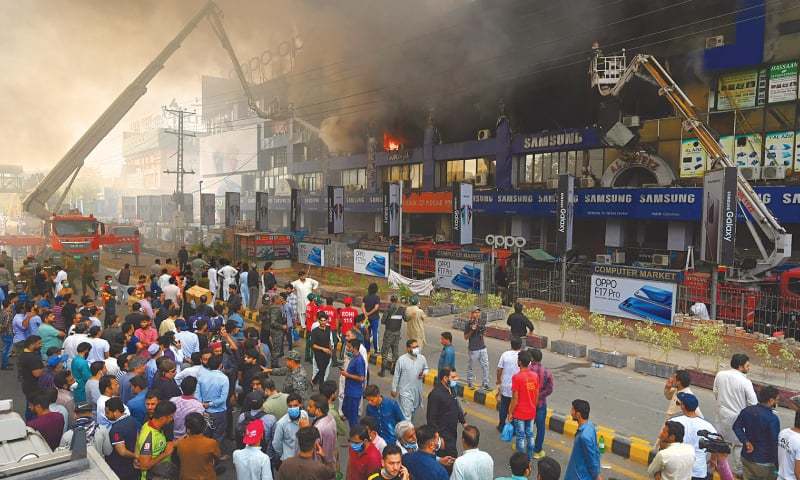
[705,35,725,49]
[652,254,670,267]
[612,251,626,264]
[477,129,492,141]
[739,166,761,180]
[595,254,612,264]
[546,178,559,188]
[762,165,786,180]
[622,115,640,128]
[579,177,596,188]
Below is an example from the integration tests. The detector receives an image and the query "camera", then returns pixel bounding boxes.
[698,430,731,454]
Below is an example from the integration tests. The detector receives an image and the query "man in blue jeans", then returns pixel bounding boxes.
[528,347,554,458]
[507,350,539,460]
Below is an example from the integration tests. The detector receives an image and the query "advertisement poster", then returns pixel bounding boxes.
[768,61,798,103]
[383,183,400,237]
[715,69,759,110]
[290,189,299,231]
[200,193,215,226]
[328,186,344,234]
[680,138,706,178]
[353,248,388,278]
[733,133,763,167]
[435,257,484,293]
[555,174,575,255]
[452,182,474,245]
[589,265,679,325]
[701,167,738,266]
[764,131,795,167]
[224,192,241,227]
[297,242,324,267]
[255,192,269,231]
[253,235,292,261]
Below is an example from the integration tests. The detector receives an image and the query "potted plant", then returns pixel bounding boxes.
[550,307,587,358]
[777,345,798,386]
[587,314,628,368]
[633,322,678,378]
[482,293,506,322]
[753,341,776,378]
[426,290,452,317]
[451,291,478,329]
[523,306,549,349]
[686,323,727,389]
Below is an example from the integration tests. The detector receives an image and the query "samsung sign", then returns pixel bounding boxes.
[515,128,603,153]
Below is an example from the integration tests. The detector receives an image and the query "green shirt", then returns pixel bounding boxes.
[37,323,62,359]
[136,421,169,480]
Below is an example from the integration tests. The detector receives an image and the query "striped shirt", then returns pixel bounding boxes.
[170,395,205,438]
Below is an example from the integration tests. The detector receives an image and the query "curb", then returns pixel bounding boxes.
[366,353,656,467]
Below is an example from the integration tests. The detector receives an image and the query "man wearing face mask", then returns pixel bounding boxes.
[394,421,417,455]
[367,444,410,480]
[340,338,367,427]
[311,311,333,386]
[391,339,428,421]
[272,392,307,462]
[347,424,382,480]
[426,367,464,461]
[401,424,449,480]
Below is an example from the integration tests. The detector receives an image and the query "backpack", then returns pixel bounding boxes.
[236,410,269,451]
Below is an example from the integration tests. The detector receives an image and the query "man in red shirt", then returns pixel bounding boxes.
[338,297,358,362]
[319,297,339,361]
[507,350,539,460]
[304,294,319,363]
[27,391,65,450]
[347,424,382,480]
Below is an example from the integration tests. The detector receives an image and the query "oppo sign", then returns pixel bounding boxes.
[485,235,527,249]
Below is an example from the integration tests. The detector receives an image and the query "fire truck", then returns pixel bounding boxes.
[1,1,268,269]
[590,45,800,336]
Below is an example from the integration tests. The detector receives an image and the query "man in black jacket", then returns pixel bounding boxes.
[506,303,534,340]
[426,367,465,460]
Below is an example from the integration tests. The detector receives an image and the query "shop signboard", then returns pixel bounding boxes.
[764,131,794,167]
[328,186,344,234]
[255,192,269,231]
[225,192,241,227]
[768,61,798,103]
[297,242,324,267]
[200,193,215,226]
[435,257,484,293]
[732,133,763,167]
[714,69,760,110]
[353,248,388,278]
[701,167,738,266]
[555,174,574,255]
[589,265,679,326]
[401,191,452,213]
[680,138,707,178]
[253,235,292,261]
[452,182,473,245]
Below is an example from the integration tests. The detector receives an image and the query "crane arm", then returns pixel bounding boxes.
[22,0,268,221]
[590,49,791,277]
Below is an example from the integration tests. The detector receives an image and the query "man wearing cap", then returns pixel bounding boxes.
[464,307,491,390]
[673,392,718,480]
[264,350,309,400]
[174,318,199,360]
[233,416,273,480]
[404,296,426,349]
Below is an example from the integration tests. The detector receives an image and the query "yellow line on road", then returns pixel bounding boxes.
[462,405,649,480]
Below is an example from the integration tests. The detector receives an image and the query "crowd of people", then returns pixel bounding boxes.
[4,248,800,480]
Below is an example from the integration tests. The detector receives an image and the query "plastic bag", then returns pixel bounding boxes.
[500,423,514,442]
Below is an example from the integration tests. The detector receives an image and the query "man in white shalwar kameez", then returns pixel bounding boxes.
[291,271,318,323]
[218,262,238,302]
[207,264,218,303]
[53,267,68,297]
[391,339,428,421]
[713,353,758,477]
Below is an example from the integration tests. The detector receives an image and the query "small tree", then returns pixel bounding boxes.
[688,323,727,371]
[777,345,798,386]
[558,307,585,340]
[452,291,478,313]
[486,294,503,310]
[397,284,413,304]
[656,327,681,363]
[430,290,449,306]
[523,306,545,329]
[605,319,626,353]
[753,341,776,377]
[634,321,659,359]
[589,313,608,349]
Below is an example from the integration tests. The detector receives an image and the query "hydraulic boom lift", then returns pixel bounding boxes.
[589,45,792,279]
[14,1,268,265]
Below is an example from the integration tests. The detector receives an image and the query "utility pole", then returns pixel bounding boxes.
[163,106,196,251]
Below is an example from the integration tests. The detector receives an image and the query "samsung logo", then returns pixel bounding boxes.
[639,193,696,204]
[523,131,583,149]
[583,194,632,203]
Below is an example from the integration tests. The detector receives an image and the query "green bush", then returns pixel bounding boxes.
[688,323,727,371]
[486,294,503,310]
[430,290,449,306]
[656,327,681,363]
[777,345,797,386]
[558,307,585,340]
[452,291,478,312]
[753,341,776,376]
[523,306,545,329]
[634,321,659,359]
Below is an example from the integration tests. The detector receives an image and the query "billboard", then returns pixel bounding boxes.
[201,193,215,226]
[353,248,388,278]
[768,61,798,104]
[715,69,760,110]
[452,182,473,245]
[680,138,706,178]
[255,191,269,231]
[328,186,344,234]
[290,189,299,231]
[555,174,574,255]
[589,265,679,326]
[297,242,324,267]
[732,133,762,167]
[383,183,400,237]
[764,131,794,167]
[701,167,738,266]
[435,257,484,293]
[225,192,241,227]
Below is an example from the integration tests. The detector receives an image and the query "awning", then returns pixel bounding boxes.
[522,248,556,262]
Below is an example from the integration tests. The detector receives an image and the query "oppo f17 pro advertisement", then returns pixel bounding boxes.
[297,242,324,267]
[589,267,678,325]
[435,258,484,293]
[353,249,388,278]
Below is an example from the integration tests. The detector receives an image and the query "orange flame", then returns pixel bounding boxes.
[383,132,402,151]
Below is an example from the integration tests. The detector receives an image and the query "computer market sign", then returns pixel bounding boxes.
[435,257,484,293]
[353,249,388,278]
[589,265,682,326]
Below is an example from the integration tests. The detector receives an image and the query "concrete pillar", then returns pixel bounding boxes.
[495,116,513,191]
[422,111,436,192]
